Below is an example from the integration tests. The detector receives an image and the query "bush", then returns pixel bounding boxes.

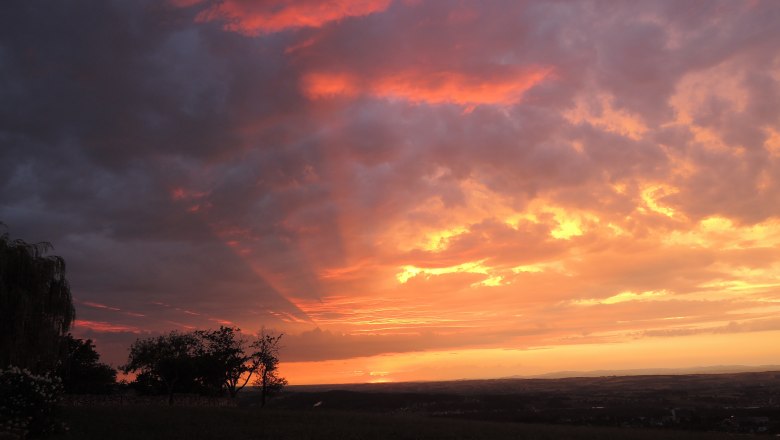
[0,366,64,438]
[57,336,117,395]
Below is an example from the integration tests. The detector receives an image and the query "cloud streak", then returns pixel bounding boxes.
[192,0,392,35]
[301,66,553,106]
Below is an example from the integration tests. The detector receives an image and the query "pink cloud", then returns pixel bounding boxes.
[302,67,553,106]
[74,320,141,334]
[193,0,392,35]
[81,301,121,312]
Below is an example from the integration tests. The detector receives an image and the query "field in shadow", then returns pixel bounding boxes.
[51,371,780,439]
[262,371,780,434]
[51,406,749,440]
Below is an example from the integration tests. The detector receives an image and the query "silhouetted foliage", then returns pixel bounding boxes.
[128,370,170,396]
[195,326,257,398]
[252,331,287,407]
[57,335,117,394]
[122,327,286,404]
[0,366,63,438]
[0,223,75,373]
[122,331,200,405]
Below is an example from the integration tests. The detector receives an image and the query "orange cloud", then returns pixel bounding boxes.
[372,68,553,106]
[81,301,121,312]
[74,320,141,333]
[301,72,360,99]
[302,67,553,106]
[194,0,392,35]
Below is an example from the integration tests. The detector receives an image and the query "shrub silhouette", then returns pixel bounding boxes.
[57,335,117,394]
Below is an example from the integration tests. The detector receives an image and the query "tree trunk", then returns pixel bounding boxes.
[261,371,267,407]
[166,378,177,406]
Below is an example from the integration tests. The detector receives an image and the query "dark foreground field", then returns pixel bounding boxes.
[51,406,749,440]
[272,371,780,433]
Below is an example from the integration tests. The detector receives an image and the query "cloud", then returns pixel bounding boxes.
[281,326,551,362]
[191,0,392,35]
[74,320,141,334]
[572,290,671,306]
[2,0,780,381]
[638,317,780,339]
[301,66,554,106]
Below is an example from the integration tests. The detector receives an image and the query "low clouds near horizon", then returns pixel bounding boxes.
[2,0,780,382]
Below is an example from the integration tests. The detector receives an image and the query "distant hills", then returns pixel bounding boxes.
[518,364,780,379]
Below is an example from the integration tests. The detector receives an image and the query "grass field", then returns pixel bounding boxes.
[50,406,750,440]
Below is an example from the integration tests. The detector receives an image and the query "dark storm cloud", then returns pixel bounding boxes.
[0,0,310,331]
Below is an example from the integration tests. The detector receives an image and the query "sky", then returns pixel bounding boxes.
[2,0,780,385]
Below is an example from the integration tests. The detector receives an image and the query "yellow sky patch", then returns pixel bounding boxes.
[396,260,492,284]
[640,184,679,218]
[699,280,780,293]
[471,275,504,288]
[420,226,468,251]
[551,216,584,239]
[573,290,670,306]
[665,217,780,249]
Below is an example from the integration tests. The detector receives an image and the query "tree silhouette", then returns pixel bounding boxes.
[123,327,287,404]
[57,335,117,394]
[195,326,257,398]
[252,331,287,407]
[0,224,75,373]
[122,331,200,405]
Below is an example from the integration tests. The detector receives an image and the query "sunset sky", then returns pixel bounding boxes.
[2,0,780,385]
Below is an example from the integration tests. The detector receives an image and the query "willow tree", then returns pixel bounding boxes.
[0,224,75,372]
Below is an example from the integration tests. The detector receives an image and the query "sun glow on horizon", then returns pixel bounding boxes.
[280,329,780,385]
